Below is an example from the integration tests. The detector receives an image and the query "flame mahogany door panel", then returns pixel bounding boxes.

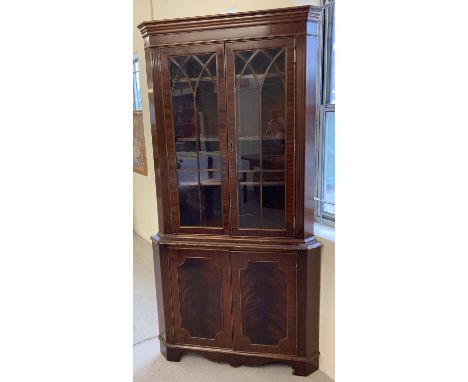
[168,248,232,348]
[230,251,297,355]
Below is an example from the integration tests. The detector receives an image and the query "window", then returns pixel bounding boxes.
[133,54,142,111]
[316,1,335,225]
[133,53,148,175]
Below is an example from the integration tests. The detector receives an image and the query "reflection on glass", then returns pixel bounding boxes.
[199,170,220,184]
[235,48,286,229]
[237,140,260,171]
[237,172,261,228]
[177,171,199,225]
[323,112,335,214]
[170,53,222,227]
[176,141,197,170]
[262,172,285,228]
[201,185,222,226]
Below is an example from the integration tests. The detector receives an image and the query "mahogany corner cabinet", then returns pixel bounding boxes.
[138,5,324,376]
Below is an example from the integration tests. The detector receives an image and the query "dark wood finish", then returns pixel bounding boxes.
[144,47,172,233]
[139,5,324,377]
[297,31,321,238]
[226,38,295,237]
[231,251,296,355]
[159,335,319,377]
[139,6,321,48]
[151,243,169,342]
[138,6,322,37]
[168,248,232,348]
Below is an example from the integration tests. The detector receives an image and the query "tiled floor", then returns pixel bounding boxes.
[133,232,334,382]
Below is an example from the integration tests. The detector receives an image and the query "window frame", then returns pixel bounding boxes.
[315,1,335,226]
[133,54,142,111]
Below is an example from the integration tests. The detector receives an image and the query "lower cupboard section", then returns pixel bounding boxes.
[153,243,321,376]
[163,247,299,353]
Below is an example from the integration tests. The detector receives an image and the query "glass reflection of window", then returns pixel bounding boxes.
[235,48,286,229]
[170,53,222,227]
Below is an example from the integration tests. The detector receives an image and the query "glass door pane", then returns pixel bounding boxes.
[169,53,222,227]
[234,48,286,229]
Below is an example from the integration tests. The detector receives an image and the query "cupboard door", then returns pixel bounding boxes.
[168,248,232,348]
[161,44,229,234]
[226,39,295,237]
[231,251,297,355]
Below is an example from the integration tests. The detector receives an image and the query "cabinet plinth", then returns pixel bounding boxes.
[140,5,324,377]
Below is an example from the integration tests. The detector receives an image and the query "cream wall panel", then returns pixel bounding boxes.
[151,0,294,20]
[133,0,158,240]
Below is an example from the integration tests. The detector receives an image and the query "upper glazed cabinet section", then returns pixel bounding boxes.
[139,5,325,238]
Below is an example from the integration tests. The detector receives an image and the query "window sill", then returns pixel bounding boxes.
[314,222,335,244]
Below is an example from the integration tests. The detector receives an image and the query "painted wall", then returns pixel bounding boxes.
[133,0,334,379]
[133,0,158,241]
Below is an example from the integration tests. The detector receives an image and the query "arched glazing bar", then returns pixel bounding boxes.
[169,53,222,227]
[234,47,287,229]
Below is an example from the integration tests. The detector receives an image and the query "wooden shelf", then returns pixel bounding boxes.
[179,181,221,186]
[235,72,284,79]
[176,137,219,142]
[177,151,220,157]
[176,76,217,83]
[237,135,284,141]
[238,181,284,186]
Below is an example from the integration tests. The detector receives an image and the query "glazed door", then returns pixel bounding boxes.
[231,251,297,355]
[161,44,229,234]
[168,248,232,348]
[226,39,295,237]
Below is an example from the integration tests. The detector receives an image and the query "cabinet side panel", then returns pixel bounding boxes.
[294,35,306,238]
[295,19,321,238]
[152,243,172,342]
[296,249,308,356]
[144,46,171,233]
[304,30,320,237]
[307,246,321,357]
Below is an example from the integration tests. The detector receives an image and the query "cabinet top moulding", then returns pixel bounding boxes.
[138,5,323,46]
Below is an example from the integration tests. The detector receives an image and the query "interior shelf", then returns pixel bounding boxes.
[177,151,220,156]
[238,181,284,186]
[179,180,221,186]
[176,137,219,142]
[237,135,285,141]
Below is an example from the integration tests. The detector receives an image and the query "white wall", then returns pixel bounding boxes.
[133,1,334,379]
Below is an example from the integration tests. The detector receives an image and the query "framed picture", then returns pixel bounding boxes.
[133,111,148,175]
